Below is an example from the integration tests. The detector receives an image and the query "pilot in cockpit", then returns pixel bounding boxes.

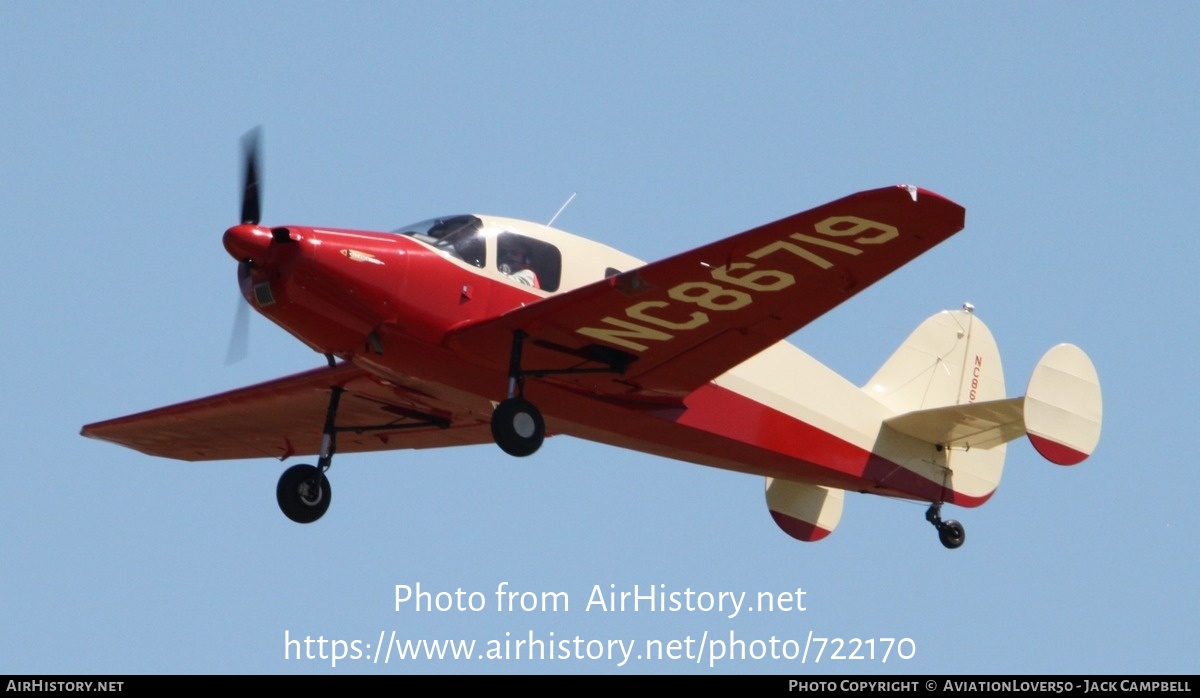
[498,237,540,288]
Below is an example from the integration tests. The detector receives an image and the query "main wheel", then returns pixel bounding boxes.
[276,464,332,524]
[491,398,545,457]
[938,520,966,549]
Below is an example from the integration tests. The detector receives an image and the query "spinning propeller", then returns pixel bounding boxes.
[225,128,263,364]
[240,127,262,225]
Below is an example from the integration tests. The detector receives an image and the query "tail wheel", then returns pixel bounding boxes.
[277,464,331,524]
[938,520,966,549]
[491,398,545,457]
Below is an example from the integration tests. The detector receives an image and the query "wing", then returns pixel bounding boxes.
[447,185,965,401]
[81,363,496,461]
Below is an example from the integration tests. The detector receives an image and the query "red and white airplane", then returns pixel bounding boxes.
[82,132,1102,548]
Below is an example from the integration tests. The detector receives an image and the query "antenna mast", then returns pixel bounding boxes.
[547,192,577,227]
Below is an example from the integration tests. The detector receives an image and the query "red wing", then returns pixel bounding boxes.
[81,363,495,461]
[447,185,965,401]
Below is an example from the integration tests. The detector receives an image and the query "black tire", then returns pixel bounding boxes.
[276,464,331,524]
[491,398,545,457]
[938,520,966,549]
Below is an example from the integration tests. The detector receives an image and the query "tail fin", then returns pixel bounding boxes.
[867,307,1102,506]
[1023,344,1102,465]
[765,478,844,542]
[865,306,1008,504]
[865,305,1007,410]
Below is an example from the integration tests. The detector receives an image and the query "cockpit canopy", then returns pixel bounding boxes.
[394,215,563,291]
[394,215,485,265]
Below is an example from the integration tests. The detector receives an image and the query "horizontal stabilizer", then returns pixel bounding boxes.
[882,343,1101,466]
[765,478,844,542]
[1024,344,1101,465]
[884,397,1025,451]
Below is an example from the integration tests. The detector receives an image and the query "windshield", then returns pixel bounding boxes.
[393,215,485,268]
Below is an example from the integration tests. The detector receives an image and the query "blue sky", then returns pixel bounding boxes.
[4,2,1196,674]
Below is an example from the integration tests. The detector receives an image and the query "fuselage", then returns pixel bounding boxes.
[223,215,957,506]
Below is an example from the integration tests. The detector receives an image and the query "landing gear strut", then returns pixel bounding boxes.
[276,386,342,524]
[490,330,629,458]
[925,502,966,549]
[492,331,545,457]
[272,372,454,523]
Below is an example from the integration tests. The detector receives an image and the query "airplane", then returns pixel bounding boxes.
[81,131,1103,548]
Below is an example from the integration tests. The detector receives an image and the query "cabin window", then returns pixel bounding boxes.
[496,232,561,292]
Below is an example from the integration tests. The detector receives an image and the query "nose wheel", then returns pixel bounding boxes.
[926,502,966,549]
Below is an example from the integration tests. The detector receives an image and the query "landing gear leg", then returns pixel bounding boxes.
[925,502,966,549]
[491,331,545,457]
[276,387,343,523]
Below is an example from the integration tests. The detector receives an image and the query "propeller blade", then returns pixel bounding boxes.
[240,127,262,225]
[224,293,250,365]
[229,129,261,364]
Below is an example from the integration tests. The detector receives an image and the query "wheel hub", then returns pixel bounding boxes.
[298,479,324,506]
[513,412,536,438]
